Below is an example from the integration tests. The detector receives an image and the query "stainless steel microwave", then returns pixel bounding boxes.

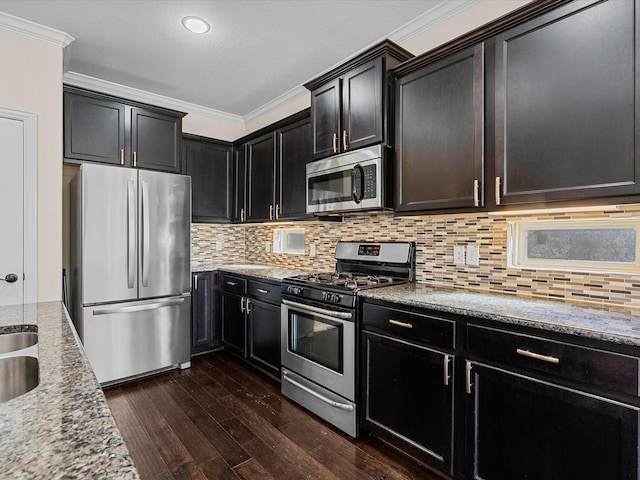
[306,145,391,215]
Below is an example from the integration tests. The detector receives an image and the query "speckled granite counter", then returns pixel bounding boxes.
[0,302,139,479]
[195,264,308,281]
[359,284,640,348]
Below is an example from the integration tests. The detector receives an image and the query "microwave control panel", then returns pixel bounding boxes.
[363,165,376,199]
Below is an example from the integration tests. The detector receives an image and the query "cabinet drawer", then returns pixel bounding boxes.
[220,274,246,294]
[467,324,639,397]
[248,280,281,305]
[362,303,455,350]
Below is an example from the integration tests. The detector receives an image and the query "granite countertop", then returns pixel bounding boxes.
[359,283,640,348]
[0,302,139,479]
[195,264,308,281]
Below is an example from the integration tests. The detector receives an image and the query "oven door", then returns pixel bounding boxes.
[281,298,355,401]
[306,148,384,214]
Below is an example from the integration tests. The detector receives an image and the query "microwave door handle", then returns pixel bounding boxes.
[351,164,364,204]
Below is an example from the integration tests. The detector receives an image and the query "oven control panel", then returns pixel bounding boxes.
[322,292,344,304]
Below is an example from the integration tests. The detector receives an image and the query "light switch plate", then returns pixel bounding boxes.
[310,244,316,257]
[466,245,480,266]
[453,246,466,265]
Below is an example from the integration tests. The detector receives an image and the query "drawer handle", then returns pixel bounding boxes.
[516,348,560,364]
[257,288,269,294]
[227,281,238,286]
[389,319,413,329]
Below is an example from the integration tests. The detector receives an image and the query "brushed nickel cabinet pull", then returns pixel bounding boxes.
[257,288,269,294]
[194,275,198,291]
[342,130,348,151]
[133,151,137,168]
[240,207,246,222]
[473,179,480,207]
[516,348,560,364]
[227,281,238,286]
[120,148,125,166]
[246,298,252,314]
[241,296,246,313]
[275,204,280,220]
[332,133,338,153]
[389,319,413,329]
[495,176,501,205]
[269,204,273,220]
[444,354,451,386]
[465,360,473,394]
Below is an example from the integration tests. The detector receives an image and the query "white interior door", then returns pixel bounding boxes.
[0,109,37,307]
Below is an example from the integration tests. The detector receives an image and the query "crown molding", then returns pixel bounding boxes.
[243,86,309,124]
[63,71,244,124]
[388,0,481,45]
[0,11,74,47]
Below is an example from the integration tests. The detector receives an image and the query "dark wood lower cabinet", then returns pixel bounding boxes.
[362,330,454,474]
[191,271,220,355]
[467,362,639,480]
[247,298,281,377]
[221,292,246,356]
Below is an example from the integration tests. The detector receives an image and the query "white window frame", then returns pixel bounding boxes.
[507,218,640,274]
[272,228,305,255]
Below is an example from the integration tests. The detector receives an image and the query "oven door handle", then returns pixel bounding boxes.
[282,299,353,320]
[282,371,354,411]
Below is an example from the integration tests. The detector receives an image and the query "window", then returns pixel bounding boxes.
[508,218,640,273]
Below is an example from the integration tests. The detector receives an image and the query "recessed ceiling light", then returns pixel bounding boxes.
[182,16,210,34]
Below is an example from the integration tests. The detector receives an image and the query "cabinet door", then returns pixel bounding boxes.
[467,362,639,480]
[221,292,245,356]
[191,271,220,354]
[342,57,383,152]
[396,44,484,212]
[246,133,276,222]
[233,146,247,223]
[494,0,640,205]
[311,78,341,159]
[247,298,281,376]
[131,107,182,173]
[277,117,312,220]
[184,137,233,223]
[64,92,125,165]
[362,331,454,474]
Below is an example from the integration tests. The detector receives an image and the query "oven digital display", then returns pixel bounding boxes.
[358,244,380,256]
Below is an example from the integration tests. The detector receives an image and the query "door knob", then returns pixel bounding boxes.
[1,273,18,283]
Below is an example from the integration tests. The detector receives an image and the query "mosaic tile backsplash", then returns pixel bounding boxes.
[192,206,640,310]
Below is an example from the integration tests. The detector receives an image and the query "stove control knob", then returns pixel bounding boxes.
[333,294,343,303]
[322,291,330,302]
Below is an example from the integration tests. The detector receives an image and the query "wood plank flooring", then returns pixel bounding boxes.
[104,351,444,480]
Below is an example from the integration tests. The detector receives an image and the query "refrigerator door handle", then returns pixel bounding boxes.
[141,180,150,287]
[127,179,136,289]
[91,296,186,316]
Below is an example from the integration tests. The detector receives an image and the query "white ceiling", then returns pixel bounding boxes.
[0,0,475,119]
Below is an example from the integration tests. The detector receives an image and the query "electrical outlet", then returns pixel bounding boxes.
[265,241,271,253]
[453,246,466,265]
[466,245,480,266]
[309,244,316,257]
[216,233,223,251]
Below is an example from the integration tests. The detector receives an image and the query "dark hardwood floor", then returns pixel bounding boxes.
[104,351,444,480]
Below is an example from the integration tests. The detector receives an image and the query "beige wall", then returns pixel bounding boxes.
[0,28,63,302]
[182,112,245,142]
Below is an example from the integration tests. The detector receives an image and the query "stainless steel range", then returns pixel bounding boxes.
[280,241,415,437]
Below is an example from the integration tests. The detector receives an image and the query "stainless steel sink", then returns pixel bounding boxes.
[0,332,38,355]
[0,356,39,402]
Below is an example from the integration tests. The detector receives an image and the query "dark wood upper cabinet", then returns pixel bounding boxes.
[277,117,312,220]
[183,135,233,223]
[131,108,182,173]
[394,44,484,213]
[247,132,276,223]
[235,109,311,223]
[305,40,413,160]
[64,87,184,173]
[64,93,125,165]
[493,0,640,206]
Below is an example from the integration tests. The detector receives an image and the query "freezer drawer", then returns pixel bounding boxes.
[79,295,191,384]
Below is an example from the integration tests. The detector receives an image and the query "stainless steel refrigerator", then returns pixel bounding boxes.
[70,163,191,385]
